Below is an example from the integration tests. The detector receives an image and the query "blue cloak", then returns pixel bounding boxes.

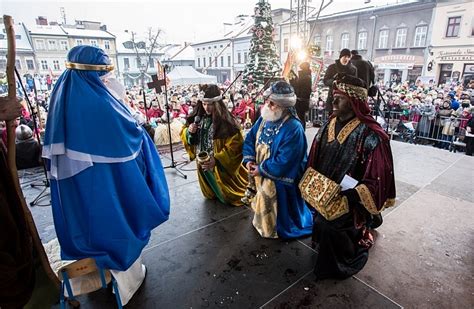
[243,116,313,239]
[43,46,170,270]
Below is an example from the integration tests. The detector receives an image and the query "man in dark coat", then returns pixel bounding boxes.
[15,124,42,170]
[307,74,396,280]
[323,48,357,114]
[350,50,375,92]
[290,62,312,130]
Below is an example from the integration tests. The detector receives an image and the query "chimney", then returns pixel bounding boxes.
[100,24,107,31]
[36,16,48,26]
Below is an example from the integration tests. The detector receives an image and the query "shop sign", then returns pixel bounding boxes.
[374,54,424,65]
[377,63,414,70]
[435,49,474,62]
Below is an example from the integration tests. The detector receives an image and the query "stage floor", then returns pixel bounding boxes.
[22,128,473,308]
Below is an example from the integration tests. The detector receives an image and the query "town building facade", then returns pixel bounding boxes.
[0,20,35,77]
[424,0,474,85]
[301,1,436,84]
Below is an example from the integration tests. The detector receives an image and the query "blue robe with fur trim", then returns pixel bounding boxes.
[243,116,313,239]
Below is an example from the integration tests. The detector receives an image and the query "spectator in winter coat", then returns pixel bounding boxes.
[290,62,312,129]
[350,50,375,92]
[323,49,357,114]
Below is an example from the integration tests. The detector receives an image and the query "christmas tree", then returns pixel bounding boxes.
[243,0,281,89]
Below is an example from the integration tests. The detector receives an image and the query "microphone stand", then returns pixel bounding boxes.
[161,65,187,179]
[15,68,50,206]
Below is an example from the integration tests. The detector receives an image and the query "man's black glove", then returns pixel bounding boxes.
[341,188,360,204]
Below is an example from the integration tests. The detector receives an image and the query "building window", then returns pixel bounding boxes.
[340,33,349,49]
[446,16,461,37]
[15,59,21,69]
[220,56,224,67]
[26,59,35,70]
[53,60,60,71]
[136,57,141,68]
[227,55,231,67]
[244,52,248,63]
[0,59,6,70]
[214,57,218,67]
[378,29,389,49]
[413,26,427,47]
[325,35,333,53]
[314,35,321,47]
[104,40,110,50]
[48,40,57,50]
[35,39,45,50]
[198,58,201,67]
[197,48,199,51]
[60,40,68,50]
[209,57,212,67]
[41,60,48,70]
[124,58,130,70]
[203,57,206,67]
[76,39,83,46]
[237,52,241,64]
[149,59,154,68]
[283,38,289,52]
[357,31,367,50]
[90,40,98,47]
[395,28,407,48]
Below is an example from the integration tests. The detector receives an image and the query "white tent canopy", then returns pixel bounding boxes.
[167,66,217,86]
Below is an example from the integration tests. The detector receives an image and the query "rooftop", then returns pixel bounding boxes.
[0,22,34,52]
[192,15,253,46]
[60,27,115,39]
[26,23,67,37]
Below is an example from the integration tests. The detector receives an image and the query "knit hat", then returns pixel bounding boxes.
[339,48,351,59]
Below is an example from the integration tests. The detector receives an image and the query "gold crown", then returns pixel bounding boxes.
[65,62,114,72]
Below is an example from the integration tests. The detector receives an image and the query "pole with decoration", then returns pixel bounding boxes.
[3,15,60,290]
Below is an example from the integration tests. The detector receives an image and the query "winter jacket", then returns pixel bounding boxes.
[323,59,357,113]
[350,55,375,91]
[290,68,312,113]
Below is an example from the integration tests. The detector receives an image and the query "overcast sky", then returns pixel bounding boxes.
[3,0,403,43]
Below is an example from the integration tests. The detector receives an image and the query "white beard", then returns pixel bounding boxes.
[261,104,283,122]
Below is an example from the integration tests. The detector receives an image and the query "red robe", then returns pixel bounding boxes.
[307,116,396,280]
[232,99,255,122]
[147,108,163,119]
[179,104,190,117]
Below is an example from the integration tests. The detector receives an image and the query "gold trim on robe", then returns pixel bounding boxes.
[355,184,396,214]
[327,117,361,144]
[355,184,379,214]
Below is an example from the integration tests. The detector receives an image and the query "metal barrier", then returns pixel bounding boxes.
[305,99,469,153]
[308,107,328,127]
[382,110,469,152]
